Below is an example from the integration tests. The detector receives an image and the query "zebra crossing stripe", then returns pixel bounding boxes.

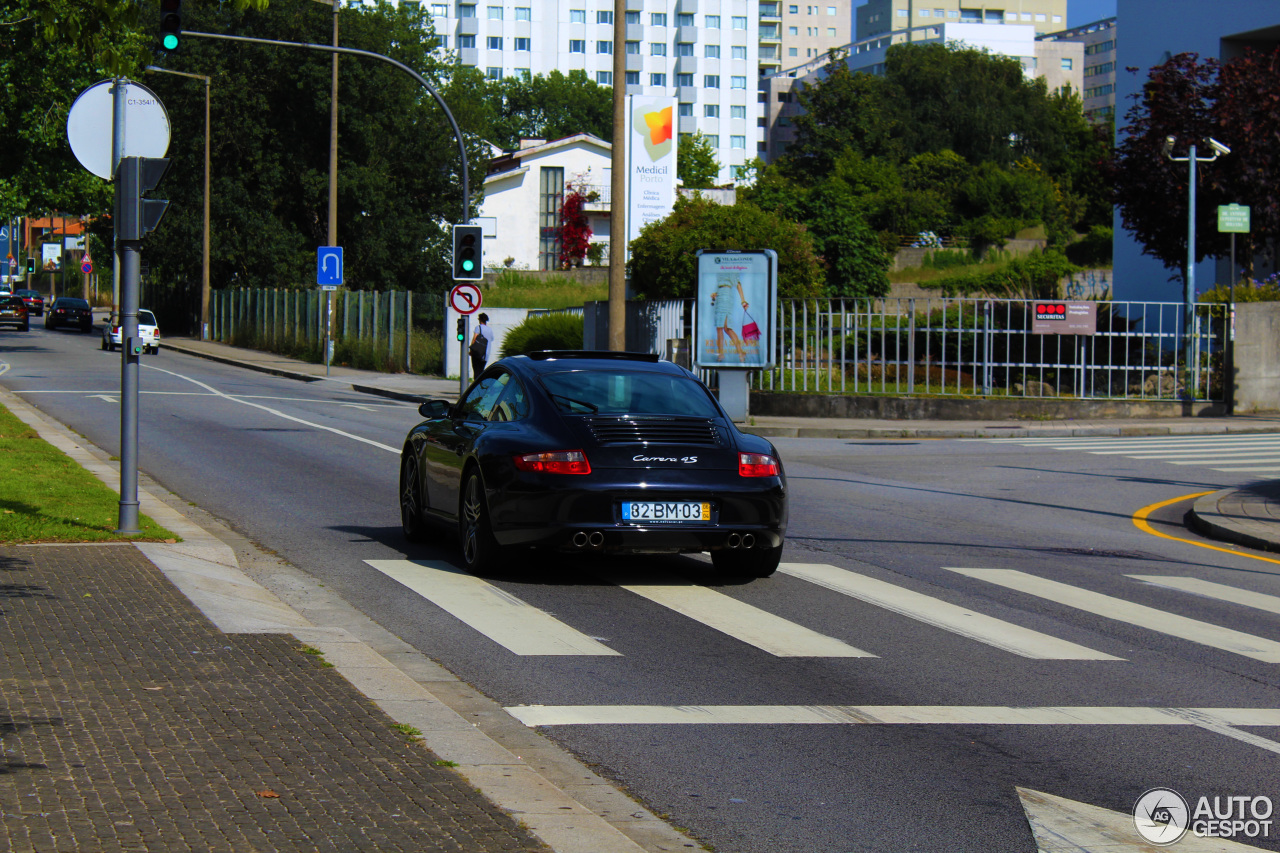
[1129,576,1280,617]
[365,560,620,656]
[779,563,1120,660]
[947,568,1280,663]
[595,568,873,657]
[504,703,1280,729]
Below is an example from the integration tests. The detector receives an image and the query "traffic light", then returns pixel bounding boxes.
[452,224,483,280]
[25,257,35,274]
[159,0,182,51]
[456,317,466,341]
[114,157,171,240]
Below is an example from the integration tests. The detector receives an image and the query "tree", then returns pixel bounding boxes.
[678,131,720,189]
[628,195,824,300]
[485,70,613,148]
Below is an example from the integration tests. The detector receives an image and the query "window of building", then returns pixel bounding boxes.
[458,34,475,47]
[649,42,665,55]
[1052,15,1062,23]
[705,134,719,148]
[704,74,720,88]
[651,12,667,26]
[705,14,720,28]
[705,44,719,58]
[539,167,564,270]
[487,36,503,49]
[828,5,837,13]
[1061,57,1073,70]
[948,9,958,16]
[625,10,639,23]
[1019,12,1031,20]
[897,8,908,16]
[789,4,798,12]
[732,45,746,59]
[732,15,747,28]
[597,40,612,53]
[431,3,449,16]
[651,72,667,86]
[624,70,640,84]
[705,104,719,117]
[515,67,530,80]
[570,9,586,23]
[788,25,798,34]
[827,27,836,36]
[487,5,502,19]
[920,9,930,15]
[731,75,746,88]
[677,13,694,26]
[679,102,694,116]
[436,35,449,48]
[486,66,502,79]
[731,135,745,149]
[1036,13,1046,21]
[788,46,798,56]
[731,105,746,118]
[514,36,531,50]
[676,42,694,55]
[760,23,778,37]
[597,70,612,84]
[568,39,585,52]
[625,40,640,53]
[676,72,693,86]
[458,2,476,17]
[596,10,612,23]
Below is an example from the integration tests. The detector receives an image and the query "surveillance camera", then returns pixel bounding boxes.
[1208,137,1231,156]
[1163,136,1175,155]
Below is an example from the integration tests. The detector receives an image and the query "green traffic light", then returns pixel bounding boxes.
[461,259,474,272]
[162,33,179,50]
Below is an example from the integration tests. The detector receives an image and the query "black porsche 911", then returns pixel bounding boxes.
[400,351,787,578]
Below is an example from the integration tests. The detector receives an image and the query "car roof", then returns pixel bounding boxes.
[502,350,686,378]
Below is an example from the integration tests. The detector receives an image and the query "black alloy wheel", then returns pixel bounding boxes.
[400,453,426,542]
[458,471,502,572]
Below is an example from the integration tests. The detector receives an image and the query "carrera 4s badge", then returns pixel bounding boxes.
[633,455,699,463]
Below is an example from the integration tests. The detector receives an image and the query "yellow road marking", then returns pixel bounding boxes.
[1132,491,1280,566]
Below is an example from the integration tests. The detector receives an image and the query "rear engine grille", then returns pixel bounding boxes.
[586,417,722,446]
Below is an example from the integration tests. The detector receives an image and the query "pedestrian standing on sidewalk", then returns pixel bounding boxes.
[469,312,495,377]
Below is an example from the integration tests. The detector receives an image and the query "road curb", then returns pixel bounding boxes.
[1188,490,1280,554]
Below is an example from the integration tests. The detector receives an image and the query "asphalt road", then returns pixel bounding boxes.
[4,323,1280,852]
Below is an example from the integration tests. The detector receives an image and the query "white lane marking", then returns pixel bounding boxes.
[365,559,619,656]
[1204,465,1280,472]
[947,568,1280,663]
[1167,457,1280,466]
[779,563,1119,660]
[1093,447,1280,457]
[504,704,1280,728]
[0,362,9,376]
[974,436,1280,447]
[1018,788,1273,853]
[88,394,119,404]
[1129,576,1280,617]
[146,364,399,453]
[340,403,380,411]
[594,568,872,658]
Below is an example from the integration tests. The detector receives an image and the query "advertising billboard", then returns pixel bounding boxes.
[695,250,777,369]
[625,96,677,255]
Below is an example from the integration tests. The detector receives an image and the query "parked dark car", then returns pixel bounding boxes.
[45,297,93,332]
[0,295,29,331]
[399,351,787,577]
[14,289,44,317]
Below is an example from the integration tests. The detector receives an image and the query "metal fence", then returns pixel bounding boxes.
[210,288,415,371]
[746,297,1224,402]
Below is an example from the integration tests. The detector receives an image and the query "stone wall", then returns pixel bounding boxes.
[1234,302,1280,414]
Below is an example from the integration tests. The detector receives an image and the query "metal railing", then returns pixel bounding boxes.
[746,297,1223,402]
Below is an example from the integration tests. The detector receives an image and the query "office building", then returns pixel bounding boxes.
[1039,17,1116,124]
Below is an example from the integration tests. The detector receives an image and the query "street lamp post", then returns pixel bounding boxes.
[145,66,211,339]
[1163,135,1229,395]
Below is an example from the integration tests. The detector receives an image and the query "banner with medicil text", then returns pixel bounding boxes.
[695,250,777,369]
[625,96,677,256]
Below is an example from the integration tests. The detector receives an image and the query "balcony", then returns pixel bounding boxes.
[677,24,698,42]
[676,0,698,12]
[626,53,644,72]
[675,55,698,73]
[678,115,698,134]
[759,2,780,20]
[456,16,478,35]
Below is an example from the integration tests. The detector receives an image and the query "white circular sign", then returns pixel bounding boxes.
[1133,788,1189,846]
[67,80,170,179]
[450,283,483,315]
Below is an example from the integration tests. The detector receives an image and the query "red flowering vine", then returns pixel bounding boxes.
[558,180,593,269]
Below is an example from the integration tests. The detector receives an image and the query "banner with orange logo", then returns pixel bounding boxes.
[625,96,678,257]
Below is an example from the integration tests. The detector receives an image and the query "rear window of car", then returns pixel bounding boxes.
[0,297,22,309]
[58,298,89,309]
[539,370,721,417]
[138,310,157,326]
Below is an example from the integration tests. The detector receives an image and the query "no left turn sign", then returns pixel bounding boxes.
[450,283,482,315]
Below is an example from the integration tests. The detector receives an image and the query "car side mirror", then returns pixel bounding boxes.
[418,399,452,419]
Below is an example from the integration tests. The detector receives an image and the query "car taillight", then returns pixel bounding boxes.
[738,452,779,478]
[512,450,591,475]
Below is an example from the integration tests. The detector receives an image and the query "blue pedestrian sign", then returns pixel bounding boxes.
[317,246,343,286]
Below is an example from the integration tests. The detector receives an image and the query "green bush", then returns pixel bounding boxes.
[1065,225,1113,267]
[499,312,584,358]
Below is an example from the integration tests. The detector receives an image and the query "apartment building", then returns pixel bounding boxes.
[758,0,852,75]
[370,0,763,184]
[855,0,1066,41]
[1038,17,1116,124]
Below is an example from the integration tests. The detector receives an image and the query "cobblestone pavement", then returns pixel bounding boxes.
[0,543,546,853]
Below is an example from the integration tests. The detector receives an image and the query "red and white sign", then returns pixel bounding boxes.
[81,250,93,275]
[450,282,482,315]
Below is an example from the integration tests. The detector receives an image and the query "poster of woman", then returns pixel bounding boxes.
[695,251,776,369]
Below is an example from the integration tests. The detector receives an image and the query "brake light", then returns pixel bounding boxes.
[738,452,779,478]
[513,450,591,475]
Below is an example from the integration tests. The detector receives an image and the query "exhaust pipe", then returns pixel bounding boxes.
[726,533,741,549]
[588,531,604,548]
[742,533,755,549]
[572,531,589,548]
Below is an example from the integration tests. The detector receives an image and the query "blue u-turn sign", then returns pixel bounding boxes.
[317,246,343,286]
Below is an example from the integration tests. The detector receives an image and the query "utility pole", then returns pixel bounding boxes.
[608,0,626,351]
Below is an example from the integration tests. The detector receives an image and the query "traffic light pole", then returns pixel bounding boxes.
[116,237,143,533]
[185,31,470,226]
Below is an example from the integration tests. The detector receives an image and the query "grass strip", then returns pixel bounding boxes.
[0,403,175,543]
